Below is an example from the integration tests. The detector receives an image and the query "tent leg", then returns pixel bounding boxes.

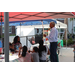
[66,28,67,49]
[4,12,9,62]
[41,21,44,40]
[42,21,44,34]
[20,23,21,36]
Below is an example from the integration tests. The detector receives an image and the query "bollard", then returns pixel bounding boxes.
[74,45,75,62]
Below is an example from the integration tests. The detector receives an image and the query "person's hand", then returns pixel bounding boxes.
[43,34,46,37]
[32,41,35,44]
[73,50,75,52]
[46,38,48,41]
[19,47,21,50]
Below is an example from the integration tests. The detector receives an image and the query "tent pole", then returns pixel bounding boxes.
[4,12,9,62]
[20,23,21,36]
[41,21,44,35]
[41,21,45,41]
[66,28,67,48]
[1,12,2,45]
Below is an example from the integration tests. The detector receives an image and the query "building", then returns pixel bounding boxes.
[0,26,16,38]
[68,18,75,34]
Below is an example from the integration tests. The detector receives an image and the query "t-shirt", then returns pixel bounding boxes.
[39,45,48,60]
[31,52,39,62]
[14,43,22,51]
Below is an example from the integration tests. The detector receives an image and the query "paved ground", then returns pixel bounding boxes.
[0,47,74,62]
[59,47,74,62]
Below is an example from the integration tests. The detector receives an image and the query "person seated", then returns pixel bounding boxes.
[18,45,31,62]
[31,47,39,62]
[29,36,35,45]
[12,36,22,52]
[38,40,50,62]
[9,42,15,54]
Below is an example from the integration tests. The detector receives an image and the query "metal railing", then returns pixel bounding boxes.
[20,35,43,47]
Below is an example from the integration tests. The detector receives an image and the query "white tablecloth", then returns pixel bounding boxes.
[0,53,19,62]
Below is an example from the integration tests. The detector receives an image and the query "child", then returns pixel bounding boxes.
[18,46,31,62]
[31,47,39,62]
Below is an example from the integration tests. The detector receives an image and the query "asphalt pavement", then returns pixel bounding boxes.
[59,47,74,62]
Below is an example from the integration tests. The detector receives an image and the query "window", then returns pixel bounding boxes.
[2,26,12,33]
[2,26,4,33]
[9,26,12,33]
[57,29,64,32]
[61,29,64,32]
[37,29,39,33]
[74,27,75,32]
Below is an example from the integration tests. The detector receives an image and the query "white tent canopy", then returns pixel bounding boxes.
[17,20,67,29]
[56,21,67,29]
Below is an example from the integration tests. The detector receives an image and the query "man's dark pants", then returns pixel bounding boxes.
[50,42,57,62]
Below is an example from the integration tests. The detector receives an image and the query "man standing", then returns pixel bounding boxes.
[44,21,58,62]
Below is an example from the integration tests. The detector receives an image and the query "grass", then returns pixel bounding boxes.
[0,34,16,38]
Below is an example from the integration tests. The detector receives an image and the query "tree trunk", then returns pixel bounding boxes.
[72,20,73,36]
[64,18,68,39]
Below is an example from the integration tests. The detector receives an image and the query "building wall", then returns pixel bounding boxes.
[68,18,75,34]
[12,26,15,34]
[16,26,35,36]
[0,26,15,35]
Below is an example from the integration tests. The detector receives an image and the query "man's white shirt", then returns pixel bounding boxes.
[46,27,58,42]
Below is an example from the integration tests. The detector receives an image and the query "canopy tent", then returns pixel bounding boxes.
[0,19,57,26]
[19,20,67,29]
[0,12,75,23]
[56,21,67,29]
[46,12,75,18]
[2,12,75,62]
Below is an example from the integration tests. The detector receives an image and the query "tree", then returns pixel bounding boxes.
[64,18,68,39]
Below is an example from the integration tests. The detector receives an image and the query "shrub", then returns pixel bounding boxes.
[63,38,73,46]
[63,39,66,45]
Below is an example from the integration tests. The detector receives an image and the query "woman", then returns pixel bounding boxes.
[18,46,31,62]
[13,36,22,52]
[39,40,50,62]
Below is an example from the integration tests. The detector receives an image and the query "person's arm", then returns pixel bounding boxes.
[47,49,50,55]
[46,45,50,55]
[43,32,51,40]
[18,47,22,58]
[31,54,34,62]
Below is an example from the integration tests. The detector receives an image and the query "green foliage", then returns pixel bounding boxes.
[0,34,4,38]
[70,18,75,21]
[63,38,73,46]
[63,39,66,45]
[9,34,16,36]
